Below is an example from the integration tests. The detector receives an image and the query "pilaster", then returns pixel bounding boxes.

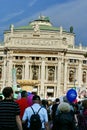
[25,56,29,79]
[40,57,45,98]
[78,59,82,87]
[64,58,68,92]
[57,57,62,97]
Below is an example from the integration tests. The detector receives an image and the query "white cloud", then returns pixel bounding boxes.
[39,0,87,28]
[0,10,24,23]
[28,0,38,7]
[1,0,87,45]
[15,0,87,28]
[33,0,87,45]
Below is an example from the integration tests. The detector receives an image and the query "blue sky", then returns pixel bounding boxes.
[0,0,87,46]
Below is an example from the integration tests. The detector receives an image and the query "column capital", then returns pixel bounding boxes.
[58,57,62,61]
[41,57,46,61]
[78,59,82,63]
[25,56,29,60]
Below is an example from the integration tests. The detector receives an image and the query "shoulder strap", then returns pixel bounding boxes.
[31,106,35,114]
[37,107,42,114]
[31,106,42,114]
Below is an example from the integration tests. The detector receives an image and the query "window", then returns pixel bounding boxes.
[83,60,87,64]
[52,57,55,61]
[48,66,55,81]
[0,57,3,60]
[82,71,86,83]
[69,70,74,82]
[16,65,22,79]
[69,59,76,63]
[15,56,23,60]
[48,57,51,61]
[36,57,39,60]
[32,65,39,80]
[63,37,67,44]
[47,57,56,61]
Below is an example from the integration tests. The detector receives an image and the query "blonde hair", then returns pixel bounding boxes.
[58,102,70,112]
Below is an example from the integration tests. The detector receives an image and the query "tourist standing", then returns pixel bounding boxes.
[16,90,29,119]
[0,87,23,130]
[22,95,49,130]
[78,99,87,130]
[52,102,77,130]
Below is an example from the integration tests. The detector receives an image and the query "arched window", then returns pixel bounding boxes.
[16,67,22,79]
[32,65,39,80]
[82,71,86,83]
[48,67,54,81]
[69,70,74,82]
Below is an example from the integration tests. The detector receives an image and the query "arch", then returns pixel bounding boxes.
[16,67,22,80]
[69,70,74,82]
[48,67,55,81]
[82,71,86,83]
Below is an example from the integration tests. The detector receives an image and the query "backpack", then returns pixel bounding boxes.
[30,107,42,130]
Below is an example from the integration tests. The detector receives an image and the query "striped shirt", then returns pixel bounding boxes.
[0,99,20,128]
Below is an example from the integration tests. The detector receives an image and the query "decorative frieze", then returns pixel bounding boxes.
[6,38,67,49]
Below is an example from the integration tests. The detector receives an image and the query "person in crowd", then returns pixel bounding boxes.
[47,100,53,121]
[0,87,23,130]
[77,99,87,130]
[16,90,29,119]
[41,99,48,109]
[52,102,77,130]
[0,95,3,101]
[22,95,49,130]
[41,99,52,121]
[51,98,60,121]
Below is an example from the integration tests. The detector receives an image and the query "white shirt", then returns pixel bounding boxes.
[22,103,48,128]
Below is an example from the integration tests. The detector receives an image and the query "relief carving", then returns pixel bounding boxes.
[12,38,61,48]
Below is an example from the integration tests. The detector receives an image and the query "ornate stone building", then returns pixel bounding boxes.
[0,16,87,99]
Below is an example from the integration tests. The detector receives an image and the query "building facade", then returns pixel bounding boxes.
[0,16,87,99]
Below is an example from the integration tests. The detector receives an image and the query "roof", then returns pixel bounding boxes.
[15,24,62,31]
[14,16,67,32]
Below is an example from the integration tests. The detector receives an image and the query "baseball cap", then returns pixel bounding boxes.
[32,95,41,101]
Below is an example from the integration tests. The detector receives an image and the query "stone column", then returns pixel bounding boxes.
[30,65,32,80]
[46,65,48,81]
[78,59,82,87]
[8,56,13,86]
[54,65,57,82]
[38,65,40,80]
[40,57,45,98]
[25,57,29,79]
[44,86,47,99]
[2,57,7,88]
[22,65,25,79]
[57,58,62,97]
[54,86,56,98]
[64,58,68,92]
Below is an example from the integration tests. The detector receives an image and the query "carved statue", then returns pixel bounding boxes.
[33,23,40,32]
[70,26,73,33]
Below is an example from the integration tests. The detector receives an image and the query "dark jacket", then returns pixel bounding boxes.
[52,111,76,130]
[78,109,87,130]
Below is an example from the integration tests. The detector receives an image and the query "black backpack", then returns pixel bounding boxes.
[30,107,42,130]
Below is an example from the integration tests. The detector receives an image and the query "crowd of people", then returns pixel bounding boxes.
[0,86,87,130]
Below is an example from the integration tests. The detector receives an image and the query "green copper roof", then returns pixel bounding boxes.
[14,16,67,32]
[36,16,50,22]
[15,24,61,31]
